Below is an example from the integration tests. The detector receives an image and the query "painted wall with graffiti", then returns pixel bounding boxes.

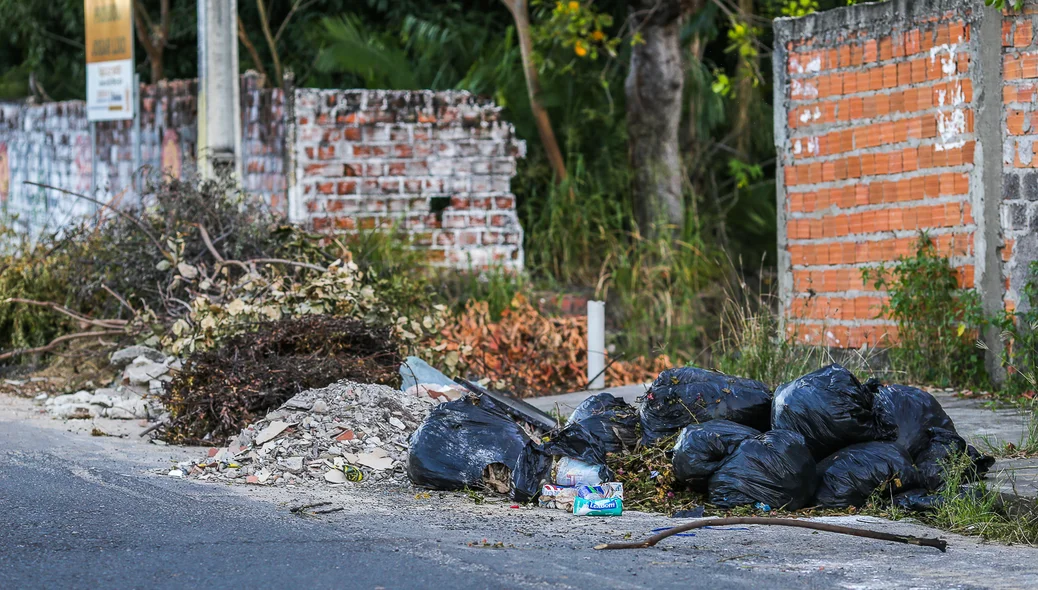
[0,75,525,269]
[0,72,286,237]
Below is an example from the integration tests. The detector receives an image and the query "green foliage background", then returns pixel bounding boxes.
[0,0,854,362]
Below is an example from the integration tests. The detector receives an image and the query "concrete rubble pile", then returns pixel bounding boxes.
[38,346,172,420]
[170,380,441,487]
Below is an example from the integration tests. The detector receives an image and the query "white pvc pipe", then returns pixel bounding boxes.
[587,300,606,390]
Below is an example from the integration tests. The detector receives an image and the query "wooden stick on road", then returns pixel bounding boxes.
[594,517,948,552]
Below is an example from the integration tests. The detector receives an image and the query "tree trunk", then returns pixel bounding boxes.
[626,0,689,236]
[133,0,169,83]
[150,53,164,83]
[501,0,568,183]
[732,0,756,157]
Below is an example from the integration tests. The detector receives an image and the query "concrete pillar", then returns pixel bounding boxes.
[197,0,241,179]
[975,4,1007,386]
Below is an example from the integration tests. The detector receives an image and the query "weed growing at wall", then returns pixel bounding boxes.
[862,234,987,389]
[993,260,1038,398]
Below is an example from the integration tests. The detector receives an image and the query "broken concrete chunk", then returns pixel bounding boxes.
[68,391,95,405]
[282,457,305,472]
[111,345,166,368]
[282,396,311,410]
[124,357,169,385]
[52,404,97,419]
[324,469,348,484]
[105,407,137,420]
[90,393,120,408]
[254,420,292,445]
[355,448,394,471]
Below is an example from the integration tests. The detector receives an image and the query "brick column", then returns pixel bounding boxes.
[774,0,991,352]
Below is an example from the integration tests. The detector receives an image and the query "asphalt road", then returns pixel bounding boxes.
[3,397,1038,590]
[0,420,822,590]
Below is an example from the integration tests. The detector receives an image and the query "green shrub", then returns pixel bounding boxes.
[0,223,84,361]
[862,234,986,388]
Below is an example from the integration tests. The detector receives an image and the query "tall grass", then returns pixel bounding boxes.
[435,266,528,320]
[597,229,717,360]
[521,159,722,360]
[520,157,630,286]
[712,272,876,387]
[925,454,1038,545]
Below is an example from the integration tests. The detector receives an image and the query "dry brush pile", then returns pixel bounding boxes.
[1,175,669,442]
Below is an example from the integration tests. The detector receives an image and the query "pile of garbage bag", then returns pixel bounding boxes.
[405,363,994,513]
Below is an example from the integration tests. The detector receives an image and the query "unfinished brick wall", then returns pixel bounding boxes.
[291,89,525,268]
[774,0,1010,350]
[0,79,524,269]
[0,73,285,234]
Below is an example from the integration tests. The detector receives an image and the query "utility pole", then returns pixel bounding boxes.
[197,0,242,179]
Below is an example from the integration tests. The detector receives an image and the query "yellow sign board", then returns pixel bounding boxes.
[84,0,134,121]
[85,0,133,63]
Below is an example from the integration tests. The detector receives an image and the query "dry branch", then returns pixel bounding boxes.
[195,224,226,262]
[246,258,327,273]
[0,330,125,362]
[4,298,128,329]
[102,284,137,315]
[22,181,165,252]
[594,517,948,552]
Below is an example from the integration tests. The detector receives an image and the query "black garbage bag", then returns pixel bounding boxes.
[892,488,945,512]
[870,381,956,457]
[893,486,984,512]
[566,392,640,454]
[968,445,997,478]
[542,421,609,466]
[814,442,920,508]
[915,427,995,490]
[510,443,554,503]
[509,422,614,503]
[771,364,897,459]
[406,395,530,491]
[640,366,773,445]
[672,420,761,487]
[708,430,817,510]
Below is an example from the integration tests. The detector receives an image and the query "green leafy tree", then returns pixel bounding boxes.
[0,0,84,100]
[986,0,1025,10]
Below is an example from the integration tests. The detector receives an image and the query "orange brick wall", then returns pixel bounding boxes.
[775,3,981,349]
